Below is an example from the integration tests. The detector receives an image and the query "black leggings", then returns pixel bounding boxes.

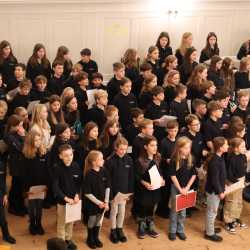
[28,199,43,224]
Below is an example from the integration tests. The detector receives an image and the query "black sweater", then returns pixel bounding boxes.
[157,46,173,66]
[0,160,7,198]
[23,153,49,191]
[226,153,247,183]
[78,59,98,79]
[107,76,123,104]
[235,71,250,90]
[86,106,105,131]
[105,153,134,197]
[206,154,226,195]
[207,69,224,89]
[53,160,82,205]
[199,48,219,63]
[0,57,18,84]
[48,75,65,96]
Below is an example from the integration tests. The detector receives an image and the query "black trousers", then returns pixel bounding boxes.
[0,197,10,236]
[137,203,155,219]
[9,176,25,212]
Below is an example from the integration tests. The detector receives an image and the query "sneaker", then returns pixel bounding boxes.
[205,234,223,242]
[65,240,77,250]
[137,221,147,239]
[225,223,236,234]
[235,219,248,228]
[168,233,176,241]
[176,232,187,241]
[148,228,160,238]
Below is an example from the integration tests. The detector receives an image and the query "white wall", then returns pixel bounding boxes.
[0,0,250,80]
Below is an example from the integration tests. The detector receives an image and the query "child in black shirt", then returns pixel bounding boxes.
[203,101,223,150]
[145,86,168,141]
[30,75,50,103]
[10,79,32,114]
[107,62,125,104]
[113,77,137,132]
[0,74,7,101]
[78,48,98,80]
[169,84,190,129]
[84,150,110,249]
[106,137,134,244]
[224,138,248,233]
[235,57,250,90]
[168,137,196,241]
[126,108,144,145]
[53,144,82,250]
[90,72,106,90]
[48,61,65,96]
[205,137,228,242]
[201,80,216,103]
[75,72,89,124]
[7,63,26,91]
[23,130,49,235]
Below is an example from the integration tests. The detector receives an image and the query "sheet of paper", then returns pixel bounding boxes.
[225,179,245,195]
[65,200,82,223]
[87,89,96,109]
[28,185,47,200]
[148,165,162,190]
[158,115,176,127]
[127,146,132,154]
[113,192,133,204]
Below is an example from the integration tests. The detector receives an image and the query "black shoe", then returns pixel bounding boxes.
[110,229,119,244]
[215,227,222,234]
[65,240,77,250]
[176,232,187,241]
[87,228,96,249]
[3,234,16,244]
[137,221,147,239]
[116,228,127,243]
[8,208,26,217]
[29,223,37,235]
[205,234,223,242]
[168,233,176,241]
[186,208,192,218]
[225,223,236,234]
[93,226,103,248]
[36,223,45,235]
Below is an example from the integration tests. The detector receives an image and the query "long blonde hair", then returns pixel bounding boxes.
[171,136,192,170]
[84,150,103,176]
[23,130,46,159]
[31,104,50,130]
[179,32,192,56]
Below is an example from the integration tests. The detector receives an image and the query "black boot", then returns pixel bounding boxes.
[93,226,103,248]
[109,229,119,244]
[87,228,96,249]
[116,228,127,242]
[137,219,147,239]
[36,218,45,235]
[2,223,16,244]
[29,219,37,235]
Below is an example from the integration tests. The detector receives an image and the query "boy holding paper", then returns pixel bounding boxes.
[53,144,82,250]
[168,136,196,241]
[105,137,134,244]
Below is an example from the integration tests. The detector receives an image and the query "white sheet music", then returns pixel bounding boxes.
[65,200,82,223]
[149,165,162,190]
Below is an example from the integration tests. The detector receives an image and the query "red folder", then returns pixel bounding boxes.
[175,190,197,212]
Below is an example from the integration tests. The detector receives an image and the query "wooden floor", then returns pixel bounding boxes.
[1,201,250,250]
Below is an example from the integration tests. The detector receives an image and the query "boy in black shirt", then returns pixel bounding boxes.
[113,77,137,132]
[86,89,108,131]
[78,48,98,80]
[145,86,168,142]
[90,72,107,90]
[107,62,125,104]
[48,61,65,96]
[75,71,89,124]
[201,80,216,103]
[169,84,190,129]
[10,79,32,113]
[30,75,50,103]
[203,101,223,150]
[7,63,26,91]
[126,108,144,145]
[53,144,82,250]
[192,99,208,126]
[132,63,152,99]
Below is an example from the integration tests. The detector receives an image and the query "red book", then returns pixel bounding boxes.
[175,190,197,212]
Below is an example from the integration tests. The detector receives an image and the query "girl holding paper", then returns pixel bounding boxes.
[84,150,110,249]
[224,138,248,233]
[22,130,49,235]
[168,136,196,241]
[135,136,164,239]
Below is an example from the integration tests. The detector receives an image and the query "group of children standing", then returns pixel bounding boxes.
[0,31,250,249]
